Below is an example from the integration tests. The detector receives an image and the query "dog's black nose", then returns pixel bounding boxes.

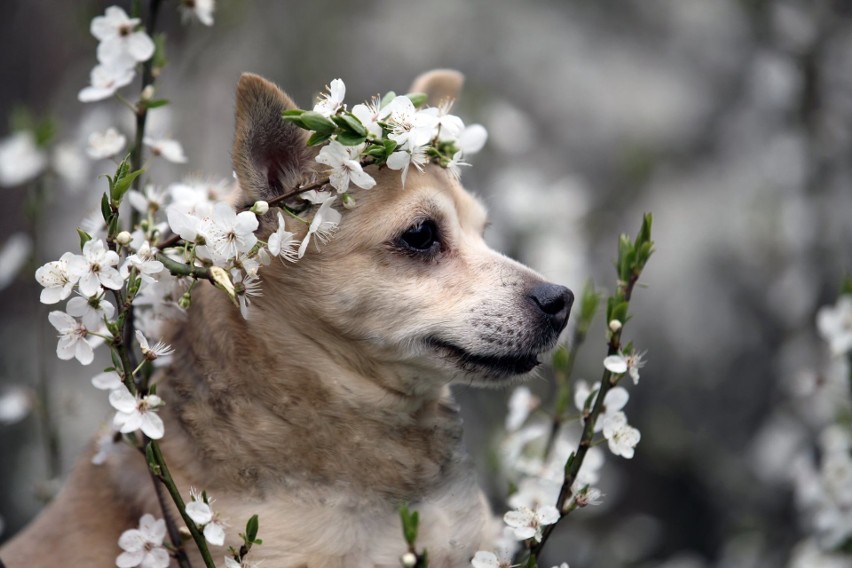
[529,283,574,333]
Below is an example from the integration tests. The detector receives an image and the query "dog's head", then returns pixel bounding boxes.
[231,71,573,390]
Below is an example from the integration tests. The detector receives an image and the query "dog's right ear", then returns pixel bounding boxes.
[232,73,311,203]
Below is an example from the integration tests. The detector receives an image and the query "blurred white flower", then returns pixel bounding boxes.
[180,0,215,26]
[458,124,488,154]
[116,514,169,568]
[602,412,641,459]
[313,78,346,118]
[128,184,167,214]
[0,131,47,187]
[109,384,165,439]
[92,371,122,391]
[87,127,126,159]
[0,233,32,291]
[298,195,342,258]
[471,549,512,568]
[52,142,90,191]
[506,386,539,432]
[78,63,135,103]
[817,296,852,356]
[315,141,376,193]
[144,136,187,163]
[0,386,32,425]
[503,505,559,542]
[91,6,155,68]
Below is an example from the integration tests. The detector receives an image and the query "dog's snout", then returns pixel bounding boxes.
[529,283,574,332]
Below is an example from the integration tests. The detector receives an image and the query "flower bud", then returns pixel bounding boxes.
[251,200,269,215]
[608,319,622,332]
[178,291,192,310]
[141,85,155,100]
[115,231,133,246]
[401,552,417,567]
[341,193,356,210]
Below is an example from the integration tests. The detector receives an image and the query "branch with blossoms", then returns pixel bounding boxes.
[472,215,653,568]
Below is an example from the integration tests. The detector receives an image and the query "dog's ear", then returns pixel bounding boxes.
[232,73,312,203]
[408,69,465,107]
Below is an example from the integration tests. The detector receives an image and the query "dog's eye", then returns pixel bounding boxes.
[400,220,439,252]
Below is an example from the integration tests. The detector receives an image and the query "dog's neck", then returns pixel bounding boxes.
[159,283,466,500]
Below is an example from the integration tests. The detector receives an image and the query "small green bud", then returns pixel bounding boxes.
[341,193,356,210]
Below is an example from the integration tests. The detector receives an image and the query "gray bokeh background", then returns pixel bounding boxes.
[1,1,850,567]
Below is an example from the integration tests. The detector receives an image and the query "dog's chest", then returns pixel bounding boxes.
[213,472,490,567]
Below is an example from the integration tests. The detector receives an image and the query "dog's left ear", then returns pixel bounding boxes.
[409,69,465,107]
[232,73,312,203]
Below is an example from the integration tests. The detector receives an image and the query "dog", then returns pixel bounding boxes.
[0,70,573,567]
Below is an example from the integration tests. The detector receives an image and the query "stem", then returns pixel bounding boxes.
[156,253,212,280]
[149,440,217,568]
[530,279,640,559]
[148,466,193,568]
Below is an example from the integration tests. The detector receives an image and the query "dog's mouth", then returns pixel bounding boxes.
[425,337,541,377]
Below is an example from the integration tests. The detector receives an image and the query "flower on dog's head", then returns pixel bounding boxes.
[314,78,346,118]
[298,195,342,258]
[315,141,376,193]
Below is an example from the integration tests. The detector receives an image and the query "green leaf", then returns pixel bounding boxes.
[77,228,92,249]
[299,111,337,134]
[405,92,428,108]
[111,168,144,202]
[101,193,112,222]
[306,131,333,147]
[636,213,653,246]
[246,514,259,544]
[399,504,419,546]
[143,99,169,110]
[552,345,569,373]
[332,113,368,137]
[380,91,396,109]
[335,131,367,146]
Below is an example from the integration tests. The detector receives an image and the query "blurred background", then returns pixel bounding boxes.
[1,1,851,567]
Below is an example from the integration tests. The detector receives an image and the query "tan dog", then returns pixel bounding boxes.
[0,71,573,567]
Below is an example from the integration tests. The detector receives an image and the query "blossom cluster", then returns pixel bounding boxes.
[785,294,852,566]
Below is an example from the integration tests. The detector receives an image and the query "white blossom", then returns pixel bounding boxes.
[573,380,629,432]
[128,184,168,215]
[91,6,155,68]
[109,385,165,439]
[70,239,125,297]
[232,269,262,319]
[503,505,559,542]
[186,494,227,546]
[351,99,384,139]
[196,202,259,264]
[66,294,115,330]
[267,212,300,262]
[0,131,47,187]
[315,141,376,193]
[602,411,641,459]
[116,514,169,568]
[48,310,100,365]
[817,296,852,356]
[180,0,215,26]
[79,63,136,103]
[86,127,126,159]
[603,350,646,384]
[313,78,346,118]
[35,252,80,304]
[144,136,188,164]
[458,124,488,154]
[386,145,428,187]
[298,196,342,258]
[122,241,165,284]
[135,330,174,362]
[92,371,122,391]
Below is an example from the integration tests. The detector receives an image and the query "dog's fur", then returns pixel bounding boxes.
[1,71,572,567]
